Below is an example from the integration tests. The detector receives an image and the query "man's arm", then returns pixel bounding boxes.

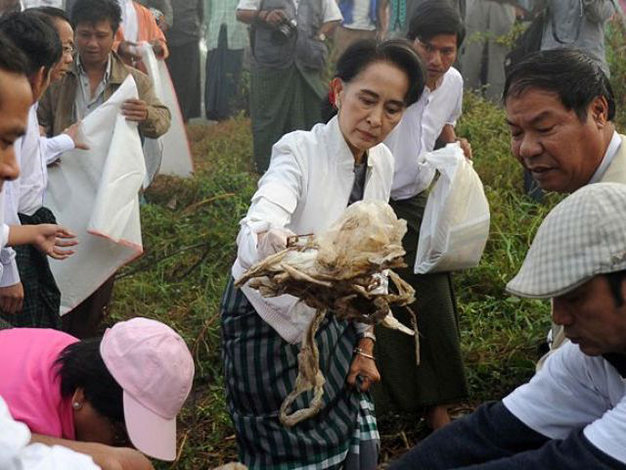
[377,0,389,40]
[30,434,154,470]
[438,124,472,159]
[128,70,171,139]
[390,401,549,469]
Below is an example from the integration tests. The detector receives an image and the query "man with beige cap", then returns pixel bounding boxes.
[390,183,626,469]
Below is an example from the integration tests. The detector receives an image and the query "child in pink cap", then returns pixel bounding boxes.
[0,317,194,469]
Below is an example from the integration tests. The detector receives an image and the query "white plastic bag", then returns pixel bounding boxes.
[414,143,490,273]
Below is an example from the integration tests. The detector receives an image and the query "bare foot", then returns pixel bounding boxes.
[425,405,451,430]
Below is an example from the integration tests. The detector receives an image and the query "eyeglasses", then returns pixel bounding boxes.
[63,45,76,55]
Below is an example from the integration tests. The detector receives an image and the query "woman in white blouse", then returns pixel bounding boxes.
[221,39,425,469]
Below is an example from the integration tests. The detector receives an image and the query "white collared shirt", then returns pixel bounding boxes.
[589,131,622,184]
[385,66,463,201]
[232,116,394,343]
[18,104,73,217]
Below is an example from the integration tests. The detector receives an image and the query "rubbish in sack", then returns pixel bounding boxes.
[414,143,490,273]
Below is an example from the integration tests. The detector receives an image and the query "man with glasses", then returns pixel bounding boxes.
[376,0,472,431]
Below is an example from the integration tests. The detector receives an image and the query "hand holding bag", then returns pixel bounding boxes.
[414,143,490,274]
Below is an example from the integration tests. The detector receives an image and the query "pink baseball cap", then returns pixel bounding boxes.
[99,317,194,461]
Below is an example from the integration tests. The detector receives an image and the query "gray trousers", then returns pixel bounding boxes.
[460,0,515,101]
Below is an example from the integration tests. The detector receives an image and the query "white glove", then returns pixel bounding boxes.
[257,228,295,260]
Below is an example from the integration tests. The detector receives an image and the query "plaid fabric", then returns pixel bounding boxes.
[0,207,61,329]
[221,277,379,469]
[0,317,12,330]
[507,183,626,299]
[250,65,325,172]
[372,193,468,412]
[204,0,249,50]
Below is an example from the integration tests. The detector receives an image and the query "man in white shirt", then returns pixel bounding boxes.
[0,12,79,328]
[391,182,626,470]
[375,0,471,431]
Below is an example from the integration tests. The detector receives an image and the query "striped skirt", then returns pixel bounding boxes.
[221,278,379,469]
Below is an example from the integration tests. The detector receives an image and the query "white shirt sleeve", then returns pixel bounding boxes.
[0,224,8,250]
[41,135,75,165]
[237,0,260,11]
[322,0,342,22]
[0,250,20,287]
[236,141,302,270]
[0,397,101,470]
[446,72,463,127]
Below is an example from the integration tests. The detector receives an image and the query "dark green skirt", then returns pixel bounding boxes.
[0,207,61,329]
[372,193,468,413]
[221,278,379,469]
[250,64,325,173]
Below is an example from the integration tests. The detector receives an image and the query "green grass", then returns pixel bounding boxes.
[109,25,626,468]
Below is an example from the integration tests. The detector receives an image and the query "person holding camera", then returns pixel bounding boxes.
[236,0,342,173]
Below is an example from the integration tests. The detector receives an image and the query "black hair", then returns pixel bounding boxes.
[56,339,125,425]
[70,0,122,34]
[0,12,62,77]
[503,48,616,122]
[407,0,465,47]
[26,6,71,24]
[0,31,29,76]
[605,270,626,308]
[323,38,426,121]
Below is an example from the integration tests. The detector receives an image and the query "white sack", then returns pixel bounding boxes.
[138,43,194,179]
[414,143,490,274]
[46,76,145,314]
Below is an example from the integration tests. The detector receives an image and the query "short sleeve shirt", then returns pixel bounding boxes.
[503,341,626,464]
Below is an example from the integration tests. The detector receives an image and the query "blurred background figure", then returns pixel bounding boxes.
[22,0,63,7]
[0,0,21,15]
[166,0,204,122]
[113,0,169,70]
[204,0,248,121]
[460,0,515,101]
[136,0,173,31]
[236,0,341,173]
[384,0,464,39]
[539,0,615,76]
[331,0,388,61]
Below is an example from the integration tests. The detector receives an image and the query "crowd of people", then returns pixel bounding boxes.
[1,0,626,468]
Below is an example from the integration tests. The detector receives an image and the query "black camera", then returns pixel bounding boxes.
[274,18,297,41]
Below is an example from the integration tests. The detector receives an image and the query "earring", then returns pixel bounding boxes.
[72,402,82,410]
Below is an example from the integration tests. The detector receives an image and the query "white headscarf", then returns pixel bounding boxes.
[117,0,138,43]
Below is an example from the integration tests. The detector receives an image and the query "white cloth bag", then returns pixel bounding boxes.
[46,76,145,314]
[137,43,194,180]
[414,143,490,273]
